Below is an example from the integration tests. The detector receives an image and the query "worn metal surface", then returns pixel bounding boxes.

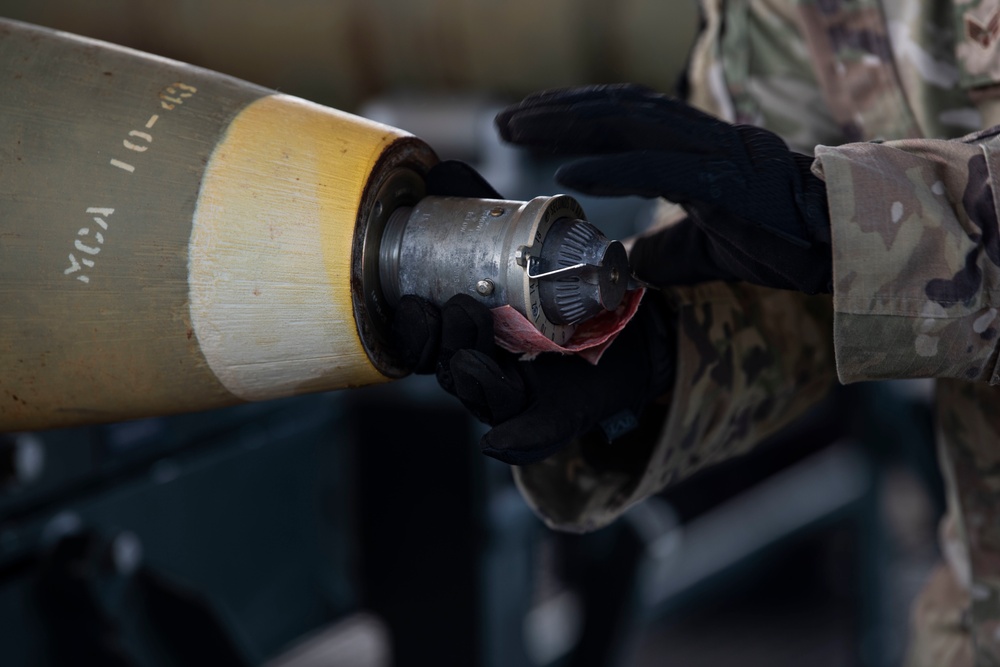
[380,194,595,345]
[380,195,628,334]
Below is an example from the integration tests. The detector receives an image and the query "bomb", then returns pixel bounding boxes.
[0,18,629,432]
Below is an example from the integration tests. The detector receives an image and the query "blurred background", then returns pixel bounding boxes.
[0,2,946,665]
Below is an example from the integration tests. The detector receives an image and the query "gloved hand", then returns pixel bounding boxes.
[495,84,833,294]
[392,292,676,465]
[396,158,675,466]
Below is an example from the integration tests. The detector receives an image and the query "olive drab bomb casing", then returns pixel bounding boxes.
[0,19,631,432]
[0,18,435,430]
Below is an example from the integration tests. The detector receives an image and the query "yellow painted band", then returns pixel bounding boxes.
[189,94,407,400]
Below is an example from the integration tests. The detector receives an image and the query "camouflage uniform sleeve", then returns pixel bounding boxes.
[813,126,1000,385]
[936,377,1000,662]
[508,0,846,535]
[512,283,836,533]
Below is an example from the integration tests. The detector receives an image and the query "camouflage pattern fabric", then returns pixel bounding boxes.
[905,562,974,667]
[799,0,924,141]
[815,125,1000,662]
[724,0,861,150]
[938,379,1000,665]
[687,0,848,153]
[514,0,1000,662]
[686,0,736,123]
[881,0,986,137]
[956,0,1000,90]
[815,128,1000,384]
[514,283,835,532]
[783,2,1000,662]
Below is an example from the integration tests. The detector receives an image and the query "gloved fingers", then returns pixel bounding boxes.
[554,150,741,203]
[448,349,528,424]
[435,294,496,392]
[478,403,577,466]
[494,84,655,153]
[499,105,723,156]
[392,293,497,378]
[557,150,822,253]
[554,153,669,198]
[497,86,732,155]
[391,295,442,375]
[425,159,503,199]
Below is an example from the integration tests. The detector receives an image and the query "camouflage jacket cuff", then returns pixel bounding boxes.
[513,282,835,533]
[816,133,1000,385]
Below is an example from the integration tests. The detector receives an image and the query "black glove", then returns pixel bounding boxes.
[396,158,674,466]
[495,84,833,294]
[392,293,675,466]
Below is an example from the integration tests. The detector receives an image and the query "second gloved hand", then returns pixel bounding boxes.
[392,293,676,466]
[496,84,833,294]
